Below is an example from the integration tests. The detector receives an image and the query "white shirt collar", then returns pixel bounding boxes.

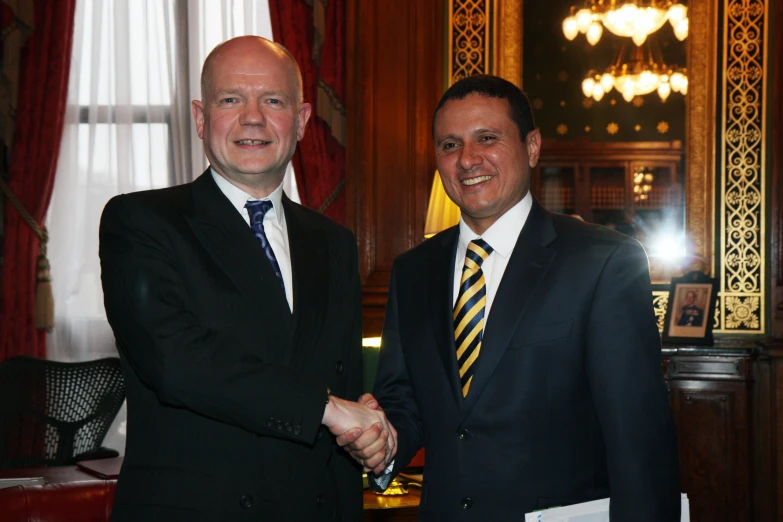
[211,168,285,226]
[457,191,533,258]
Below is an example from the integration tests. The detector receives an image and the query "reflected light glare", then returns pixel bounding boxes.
[650,234,687,259]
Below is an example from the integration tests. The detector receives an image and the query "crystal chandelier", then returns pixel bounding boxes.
[581,38,687,103]
[562,0,688,47]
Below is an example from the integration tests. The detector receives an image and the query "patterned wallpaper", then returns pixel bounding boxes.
[522,0,687,142]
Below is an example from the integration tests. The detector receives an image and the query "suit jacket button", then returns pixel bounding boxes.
[458,429,470,440]
[461,497,472,509]
[276,421,284,431]
[335,361,344,373]
[294,425,302,435]
[239,495,254,509]
[285,422,292,432]
[316,494,325,508]
[267,418,274,427]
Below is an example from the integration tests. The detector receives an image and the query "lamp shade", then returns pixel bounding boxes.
[424,170,460,238]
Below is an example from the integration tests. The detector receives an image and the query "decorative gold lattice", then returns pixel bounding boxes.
[653,292,669,333]
[450,0,492,83]
[717,0,768,334]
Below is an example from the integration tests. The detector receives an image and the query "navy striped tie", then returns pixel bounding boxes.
[454,239,493,397]
[245,200,285,291]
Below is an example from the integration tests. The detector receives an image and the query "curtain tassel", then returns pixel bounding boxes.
[35,232,54,332]
[0,177,55,332]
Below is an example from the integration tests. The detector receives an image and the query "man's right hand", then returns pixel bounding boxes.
[332,394,397,474]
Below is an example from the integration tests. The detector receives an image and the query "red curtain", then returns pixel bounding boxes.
[0,0,77,361]
[269,0,346,224]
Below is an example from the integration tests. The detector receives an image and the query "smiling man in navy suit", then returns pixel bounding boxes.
[342,75,680,521]
[100,36,394,522]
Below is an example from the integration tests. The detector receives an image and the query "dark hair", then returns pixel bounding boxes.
[432,74,536,141]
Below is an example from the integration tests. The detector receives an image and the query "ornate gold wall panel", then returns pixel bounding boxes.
[717,0,769,334]
[449,0,493,84]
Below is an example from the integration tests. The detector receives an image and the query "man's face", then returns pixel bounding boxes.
[192,39,311,193]
[434,94,540,234]
[685,291,696,305]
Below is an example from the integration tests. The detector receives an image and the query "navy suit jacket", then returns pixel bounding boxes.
[100,171,363,521]
[373,199,680,521]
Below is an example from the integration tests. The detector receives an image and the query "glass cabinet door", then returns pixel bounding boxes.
[588,166,627,229]
[538,165,576,215]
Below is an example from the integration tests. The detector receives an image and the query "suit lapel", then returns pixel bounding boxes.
[284,197,329,367]
[427,227,464,409]
[184,171,292,331]
[462,199,558,415]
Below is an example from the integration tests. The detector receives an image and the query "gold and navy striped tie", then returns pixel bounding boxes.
[454,239,493,397]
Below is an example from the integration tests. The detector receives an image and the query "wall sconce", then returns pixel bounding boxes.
[424,171,460,238]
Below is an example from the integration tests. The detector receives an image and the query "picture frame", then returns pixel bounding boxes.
[661,270,718,345]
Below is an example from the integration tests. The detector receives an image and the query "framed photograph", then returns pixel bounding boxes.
[662,270,718,345]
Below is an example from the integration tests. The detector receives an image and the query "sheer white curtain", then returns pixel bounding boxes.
[46,0,286,453]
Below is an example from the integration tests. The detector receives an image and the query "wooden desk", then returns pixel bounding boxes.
[0,459,120,522]
[363,487,420,521]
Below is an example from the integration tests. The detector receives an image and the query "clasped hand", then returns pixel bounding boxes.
[322,393,397,474]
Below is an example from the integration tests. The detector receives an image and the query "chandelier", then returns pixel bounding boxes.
[581,38,687,103]
[562,1,688,46]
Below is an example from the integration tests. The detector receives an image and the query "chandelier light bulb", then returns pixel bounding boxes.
[670,72,686,92]
[586,22,603,45]
[575,8,592,33]
[592,84,605,101]
[600,73,615,92]
[644,173,654,183]
[632,32,647,46]
[680,77,688,95]
[673,19,689,41]
[563,16,579,40]
[582,77,596,98]
[668,4,688,26]
[658,82,671,102]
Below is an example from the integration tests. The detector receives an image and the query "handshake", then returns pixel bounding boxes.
[321,393,397,475]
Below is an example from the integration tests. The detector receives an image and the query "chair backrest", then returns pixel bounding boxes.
[0,356,125,469]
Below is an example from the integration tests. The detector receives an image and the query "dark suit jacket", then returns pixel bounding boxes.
[373,199,680,521]
[99,171,363,522]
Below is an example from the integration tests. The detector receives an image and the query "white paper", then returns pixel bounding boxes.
[525,493,690,521]
[0,477,46,490]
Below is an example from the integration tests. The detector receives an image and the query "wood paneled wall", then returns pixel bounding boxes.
[346,0,445,336]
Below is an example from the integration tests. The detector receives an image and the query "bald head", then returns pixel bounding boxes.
[200,36,303,105]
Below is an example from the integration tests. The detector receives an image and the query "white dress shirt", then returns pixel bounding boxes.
[452,192,533,318]
[211,169,294,311]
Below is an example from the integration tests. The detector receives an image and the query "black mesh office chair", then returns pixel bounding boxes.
[0,356,126,469]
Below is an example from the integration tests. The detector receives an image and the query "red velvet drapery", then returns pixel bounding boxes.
[269,0,346,224]
[0,0,76,361]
